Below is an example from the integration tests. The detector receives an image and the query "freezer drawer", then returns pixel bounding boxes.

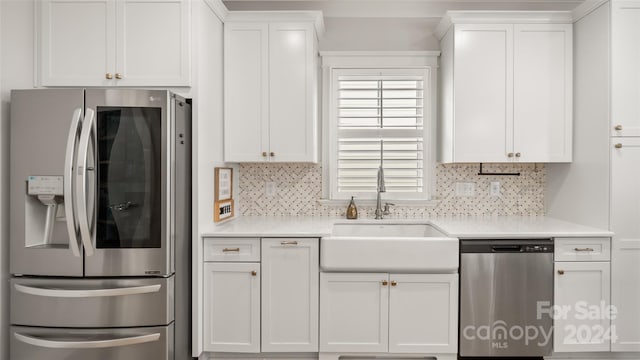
[11,276,173,327]
[10,324,173,360]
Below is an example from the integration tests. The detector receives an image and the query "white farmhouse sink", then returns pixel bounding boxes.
[321,223,459,273]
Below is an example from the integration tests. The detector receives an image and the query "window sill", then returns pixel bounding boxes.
[317,198,441,207]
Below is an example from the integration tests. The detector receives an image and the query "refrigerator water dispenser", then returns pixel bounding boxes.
[25,175,65,247]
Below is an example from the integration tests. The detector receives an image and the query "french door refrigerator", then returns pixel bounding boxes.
[9,89,192,360]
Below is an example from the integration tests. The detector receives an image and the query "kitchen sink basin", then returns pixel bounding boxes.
[321,223,459,273]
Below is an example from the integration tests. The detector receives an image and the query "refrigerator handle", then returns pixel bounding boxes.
[76,107,96,256]
[63,108,83,257]
[14,332,161,349]
[14,283,162,297]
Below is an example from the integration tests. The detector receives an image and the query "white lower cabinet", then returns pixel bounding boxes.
[203,262,261,353]
[261,238,319,352]
[611,137,640,351]
[203,237,319,355]
[320,272,458,355]
[553,261,611,352]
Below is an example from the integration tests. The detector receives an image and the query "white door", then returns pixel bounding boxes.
[115,0,190,86]
[611,137,640,351]
[268,22,318,162]
[611,1,640,136]
[261,238,319,352]
[37,0,115,86]
[513,24,572,162]
[388,274,458,354]
[553,261,611,352]
[319,272,389,353]
[203,262,260,353]
[224,22,269,162]
[453,24,513,162]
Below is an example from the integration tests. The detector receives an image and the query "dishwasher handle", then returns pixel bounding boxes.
[491,245,523,252]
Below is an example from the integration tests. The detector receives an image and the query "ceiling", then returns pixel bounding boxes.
[223,0,587,18]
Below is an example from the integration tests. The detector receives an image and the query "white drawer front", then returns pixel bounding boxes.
[554,237,611,261]
[204,238,260,262]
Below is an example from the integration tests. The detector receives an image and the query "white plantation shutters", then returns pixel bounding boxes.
[331,69,429,200]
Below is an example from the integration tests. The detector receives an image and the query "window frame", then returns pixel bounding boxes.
[320,52,439,202]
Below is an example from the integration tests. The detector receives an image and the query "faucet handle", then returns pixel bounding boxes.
[383,202,395,215]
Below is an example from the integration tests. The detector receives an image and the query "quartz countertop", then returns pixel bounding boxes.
[202,216,613,239]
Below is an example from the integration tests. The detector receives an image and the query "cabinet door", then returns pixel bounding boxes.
[611,1,640,136]
[611,138,640,351]
[319,273,389,353]
[224,22,269,162]
[268,23,318,162]
[203,262,260,353]
[38,0,115,86]
[453,24,513,162]
[115,0,190,86]
[553,261,611,352]
[513,24,572,162]
[261,238,319,352]
[388,274,458,354]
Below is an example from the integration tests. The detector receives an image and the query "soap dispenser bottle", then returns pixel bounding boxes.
[346,196,358,219]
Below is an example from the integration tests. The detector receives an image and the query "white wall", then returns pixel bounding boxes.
[191,0,230,356]
[320,17,440,51]
[0,1,36,357]
[545,2,610,228]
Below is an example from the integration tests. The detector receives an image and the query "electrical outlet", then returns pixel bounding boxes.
[490,182,501,197]
[265,181,277,197]
[455,182,476,197]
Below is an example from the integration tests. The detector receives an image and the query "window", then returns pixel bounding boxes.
[327,67,433,200]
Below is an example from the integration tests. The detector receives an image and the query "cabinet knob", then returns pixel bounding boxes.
[262,152,268,157]
[105,73,113,80]
[381,280,388,286]
[615,143,623,149]
[557,270,565,275]
[507,153,514,158]
[615,124,623,131]
[251,270,257,276]
[390,280,397,287]
[515,152,521,158]
[270,152,275,157]
[115,73,123,80]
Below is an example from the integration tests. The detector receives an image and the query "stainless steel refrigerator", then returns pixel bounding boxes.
[9,89,192,360]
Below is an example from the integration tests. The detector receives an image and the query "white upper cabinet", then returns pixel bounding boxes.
[437,13,573,163]
[611,1,640,136]
[224,12,322,163]
[37,0,190,87]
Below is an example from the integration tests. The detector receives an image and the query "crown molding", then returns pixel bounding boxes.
[572,0,608,22]
[225,10,325,37]
[435,10,574,39]
[203,0,229,22]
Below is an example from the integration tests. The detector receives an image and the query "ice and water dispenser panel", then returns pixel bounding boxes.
[25,175,66,248]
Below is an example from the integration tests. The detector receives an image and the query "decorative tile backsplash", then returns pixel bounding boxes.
[238,163,545,217]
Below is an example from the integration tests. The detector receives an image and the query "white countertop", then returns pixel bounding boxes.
[202,216,613,238]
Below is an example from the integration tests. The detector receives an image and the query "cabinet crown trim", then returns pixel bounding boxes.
[225,11,325,37]
[435,10,573,39]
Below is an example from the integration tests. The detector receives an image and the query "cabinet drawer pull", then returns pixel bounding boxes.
[105,73,113,80]
[251,270,257,276]
[515,152,521,158]
[115,73,123,80]
[507,152,514,158]
[390,280,397,286]
[381,280,388,286]
[615,143,623,149]
[615,124,623,131]
[270,152,275,157]
[280,241,298,245]
[222,248,240,252]
[262,151,268,157]
[558,270,565,275]
[574,247,595,252]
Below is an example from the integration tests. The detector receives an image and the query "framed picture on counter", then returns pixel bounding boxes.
[214,167,233,201]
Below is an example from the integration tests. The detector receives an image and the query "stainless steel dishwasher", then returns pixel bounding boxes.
[459,239,554,357]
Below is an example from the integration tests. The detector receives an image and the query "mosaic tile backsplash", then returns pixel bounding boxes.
[238,163,545,217]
